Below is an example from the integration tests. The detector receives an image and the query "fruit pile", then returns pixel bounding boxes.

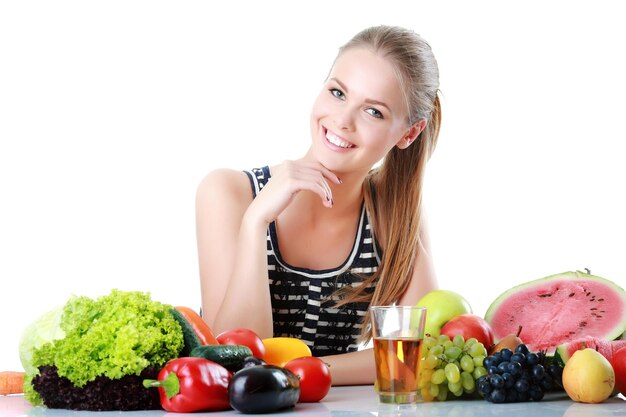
[419,334,488,401]
[476,344,563,403]
[416,270,626,405]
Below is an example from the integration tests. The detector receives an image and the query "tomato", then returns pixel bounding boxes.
[216,328,266,359]
[613,346,626,396]
[262,337,312,367]
[284,357,332,402]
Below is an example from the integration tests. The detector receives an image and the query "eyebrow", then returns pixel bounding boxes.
[330,77,391,112]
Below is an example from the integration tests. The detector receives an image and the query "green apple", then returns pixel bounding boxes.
[415,290,472,337]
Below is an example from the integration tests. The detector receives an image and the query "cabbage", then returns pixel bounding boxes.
[19,306,66,374]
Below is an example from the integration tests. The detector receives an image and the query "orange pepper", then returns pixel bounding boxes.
[262,337,312,367]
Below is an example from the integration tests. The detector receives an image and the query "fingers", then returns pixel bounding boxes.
[313,162,342,186]
[300,171,333,207]
[282,160,340,208]
[293,159,342,185]
[307,164,340,208]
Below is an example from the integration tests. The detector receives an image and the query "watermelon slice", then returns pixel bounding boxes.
[555,336,626,364]
[484,270,626,355]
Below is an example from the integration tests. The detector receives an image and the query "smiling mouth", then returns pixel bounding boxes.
[325,128,355,148]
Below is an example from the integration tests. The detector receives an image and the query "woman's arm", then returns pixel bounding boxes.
[196,169,274,336]
[322,348,376,386]
[197,162,341,337]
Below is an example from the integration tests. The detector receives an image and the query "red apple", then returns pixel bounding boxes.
[613,346,626,396]
[440,313,494,348]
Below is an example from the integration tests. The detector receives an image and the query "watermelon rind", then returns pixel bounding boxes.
[555,342,575,364]
[484,270,626,354]
[555,336,626,364]
[554,337,599,364]
[553,349,565,367]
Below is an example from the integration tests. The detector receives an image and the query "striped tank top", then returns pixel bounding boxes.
[244,166,382,357]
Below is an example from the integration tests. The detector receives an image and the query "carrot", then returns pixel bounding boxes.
[175,306,219,345]
[0,371,25,395]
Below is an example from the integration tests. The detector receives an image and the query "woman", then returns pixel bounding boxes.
[196,25,440,385]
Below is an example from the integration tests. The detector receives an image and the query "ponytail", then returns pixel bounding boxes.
[336,93,441,342]
[330,26,442,343]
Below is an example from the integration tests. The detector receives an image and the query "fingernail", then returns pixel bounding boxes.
[338,177,343,184]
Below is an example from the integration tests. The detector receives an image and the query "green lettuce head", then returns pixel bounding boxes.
[26,289,183,401]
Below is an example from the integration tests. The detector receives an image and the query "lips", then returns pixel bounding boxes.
[324,128,355,149]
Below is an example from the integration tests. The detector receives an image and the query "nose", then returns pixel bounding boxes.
[334,106,356,132]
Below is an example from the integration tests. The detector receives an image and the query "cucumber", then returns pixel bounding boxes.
[190,345,253,372]
[170,307,203,357]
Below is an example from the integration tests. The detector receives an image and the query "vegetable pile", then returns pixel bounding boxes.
[19,290,331,413]
[19,290,332,413]
[146,328,333,413]
[23,289,184,410]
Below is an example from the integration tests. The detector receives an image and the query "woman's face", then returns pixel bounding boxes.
[309,47,416,175]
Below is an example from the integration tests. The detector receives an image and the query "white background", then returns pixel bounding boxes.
[1,1,625,372]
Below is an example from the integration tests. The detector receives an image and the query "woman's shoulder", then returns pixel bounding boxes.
[196,168,253,208]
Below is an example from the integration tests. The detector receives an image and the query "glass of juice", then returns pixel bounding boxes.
[370,305,427,404]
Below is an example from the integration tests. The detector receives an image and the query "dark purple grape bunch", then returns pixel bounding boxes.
[476,343,564,403]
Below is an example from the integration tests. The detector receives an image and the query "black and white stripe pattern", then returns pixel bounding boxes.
[244,166,381,356]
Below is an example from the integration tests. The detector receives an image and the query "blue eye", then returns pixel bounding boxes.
[329,88,345,100]
[366,108,383,119]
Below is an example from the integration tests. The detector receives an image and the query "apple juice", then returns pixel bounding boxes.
[373,337,422,402]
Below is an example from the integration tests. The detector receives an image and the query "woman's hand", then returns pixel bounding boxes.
[322,348,376,386]
[247,160,342,225]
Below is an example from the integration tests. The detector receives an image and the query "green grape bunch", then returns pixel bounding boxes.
[419,334,488,401]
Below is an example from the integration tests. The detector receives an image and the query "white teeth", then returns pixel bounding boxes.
[325,130,354,148]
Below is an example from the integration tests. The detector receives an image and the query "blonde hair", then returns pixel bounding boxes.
[333,25,442,342]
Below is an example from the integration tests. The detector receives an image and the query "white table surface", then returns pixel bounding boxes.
[2,385,625,417]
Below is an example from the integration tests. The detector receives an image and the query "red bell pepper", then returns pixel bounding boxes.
[143,357,231,412]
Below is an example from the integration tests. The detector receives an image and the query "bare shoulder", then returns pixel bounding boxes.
[196,168,253,211]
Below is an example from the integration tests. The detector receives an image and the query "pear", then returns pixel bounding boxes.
[489,326,523,354]
[563,348,615,403]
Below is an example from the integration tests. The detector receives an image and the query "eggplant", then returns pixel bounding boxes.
[241,355,267,368]
[228,365,300,413]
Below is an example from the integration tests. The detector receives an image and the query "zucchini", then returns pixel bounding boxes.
[190,345,253,372]
[170,307,203,356]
